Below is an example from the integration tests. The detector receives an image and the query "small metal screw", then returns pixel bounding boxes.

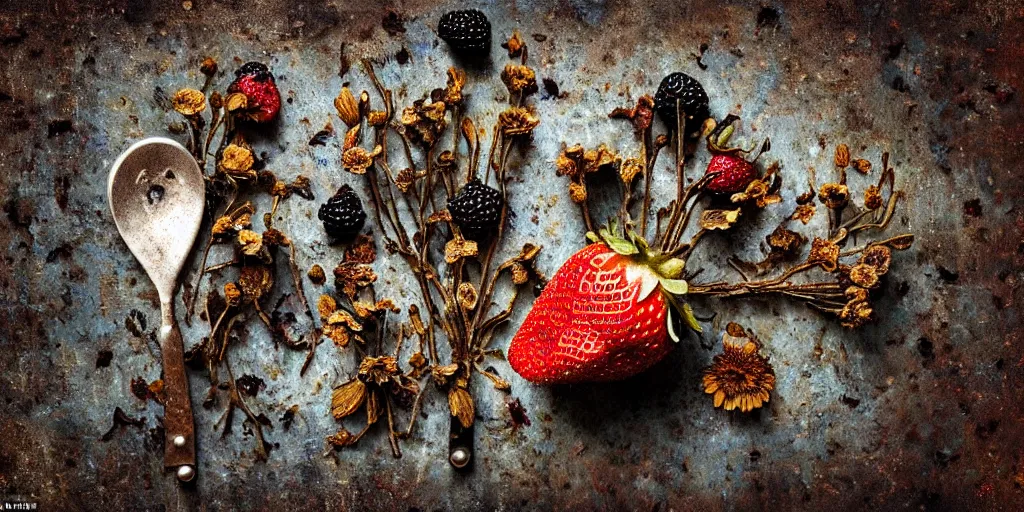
[176,465,195,482]
[173,436,186,447]
[449,447,471,468]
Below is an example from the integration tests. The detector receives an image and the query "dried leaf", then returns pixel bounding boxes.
[334,87,360,127]
[834,144,850,168]
[331,379,367,419]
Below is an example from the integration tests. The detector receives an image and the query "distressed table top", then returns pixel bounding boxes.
[2,0,1023,510]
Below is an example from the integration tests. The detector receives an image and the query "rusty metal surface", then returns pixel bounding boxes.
[2,0,1024,509]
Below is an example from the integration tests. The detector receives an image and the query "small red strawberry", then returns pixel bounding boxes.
[701,115,770,195]
[228,62,281,123]
[508,227,700,384]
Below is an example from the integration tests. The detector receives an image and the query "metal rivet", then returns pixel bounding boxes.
[449,447,471,468]
[176,465,195,482]
[173,436,186,447]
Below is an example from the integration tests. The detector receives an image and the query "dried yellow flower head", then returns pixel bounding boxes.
[852,159,872,174]
[818,182,850,210]
[237,229,263,256]
[367,110,388,126]
[766,226,806,256]
[555,154,579,179]
[333,262,378,298]
[223,282,242,307]
[501,64,538,96]
[848,263,880,289]
[568,181,587,204]
[326,427,359,448]
[808,237,840,272]
[237,264,273,303]
[224,92,248,112]
[172,88,206,116]
[864,184,883,210]
[220,144,255,176]
[502,30,525,58]
[307,264,326,285]
[790,203,816,224]
[444,67,466,105]
[699,209,742,231]
[511,262,529,285]
[840,299,873,328]
[619,157,643,185]
[317,294,338,319]
[395,168,417,193]
[702,327,775,412]
[859,245,892,274]
[445,238,479,263]
[342,145,382,175]
[457,282,478,310]
[358,355,400,385]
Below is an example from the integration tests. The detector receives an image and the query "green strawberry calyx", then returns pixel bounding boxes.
[586,223,701,342]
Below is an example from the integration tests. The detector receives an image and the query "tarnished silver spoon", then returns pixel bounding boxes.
[108,138,204,483]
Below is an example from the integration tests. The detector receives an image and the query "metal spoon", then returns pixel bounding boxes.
[108,138,204,483]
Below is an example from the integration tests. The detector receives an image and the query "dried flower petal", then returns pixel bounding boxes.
[864,184,883,210]
[556,154,579,179]
[845,286,869,303]
[367,110,388,126]
[358,355,400,385]
[840,300,873,328]
[224,92,248,112]
[849,263,880,288]
[342,145,382,175]
[334,87,360,127]
[448,387,475,428]
[224,282,242,307]
[699,209,741,231]
[445,238,479,263]
[834,144,850,168]
[808,237,840,272]
[702,329,775,412]
[766,226,806,256]
[395,168,417,193]
[172,88,206,116]
[859,245,892,274]
[220,144,255,177]
[344,235,377,264]
[619,157,643,185]
[331,379,367,419]
[333,262,378,299]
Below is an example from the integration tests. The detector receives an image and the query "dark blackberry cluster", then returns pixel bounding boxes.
[234,61,273,82]
[438,9,491,55]
[447,180,503,240]
[318,185,366,239]
[653,72,710,133]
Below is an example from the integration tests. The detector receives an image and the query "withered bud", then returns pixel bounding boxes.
[511,262,529,285]
[359,91,371,117]
[766,226,806,256]
[409,304,426,336]
[334,87,360,128]
[172,88,206,116]
[501,64,538,97]
[864,184,883,210]
[818,182,850,210]
[220,144,255,176]
[852,159,872,174]
[808,237,840,272]
[208,91,223,109]
[619,157,643,185]
[200,57,218,77]
[699,209,742,231]
[445,238,479,263]
[835,144,851,168]
[317,294,337,319]
[502,30,525,58]
[237,229,263,256]
[499,107,540,136]
[367,110,388,126]
[308,264,326,285]
[224,282,242,307]
[342,145,382,175]
[568,181,587,203]
[444,67,466,105]
[848,264,880,289]
[457,282,478,310]
[395,168,417,193]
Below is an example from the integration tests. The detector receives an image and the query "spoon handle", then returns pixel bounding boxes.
[159,300,196,480]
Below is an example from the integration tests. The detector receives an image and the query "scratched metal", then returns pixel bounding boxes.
[2,0,1023,510]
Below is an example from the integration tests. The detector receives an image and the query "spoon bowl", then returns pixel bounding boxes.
[109,137,204,482]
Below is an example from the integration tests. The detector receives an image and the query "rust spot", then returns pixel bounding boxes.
[962,198,982,218]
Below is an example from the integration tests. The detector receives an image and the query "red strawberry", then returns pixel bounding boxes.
[509,230,699,384]
[701,115,770,195]
[704,154,757,194]
[228,62,281,123]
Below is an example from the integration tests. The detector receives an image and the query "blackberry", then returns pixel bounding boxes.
[234,62,273,81]
[438,9,491,54]
[653,72,710,133]
[447,180,503,240]
[318,184,366,239]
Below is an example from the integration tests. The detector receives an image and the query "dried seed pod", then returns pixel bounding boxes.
[331,379,367,419]
[834,144,850,168]
[448,387,475,428]
[334,87,360,127]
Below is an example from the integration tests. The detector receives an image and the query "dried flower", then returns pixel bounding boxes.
[555,153,579,179]
[511,262,529,285]
[702,326,775,412]
[818,182,850,210]
[790,204,816,224]
[395,168,417,193]
[609,95,655,132]
[582,144,618,174]
[502,30,525,58]
[568,181,587,203]
[448,387,475,428]
[699,209,742,231]
[845,286,869,303]
[237,229,263,256]
[317,294,337,319]
[445,238,479,263]
[839,299,873,328]
[367,110,388,126]
[848,263,880,288]
[172,88,206,116]
[834,144,850,168]
[220,144,255,179]
[852,159,872,174]
[619,157,643,185]
[501,64,538,97]
[326,428,359,448]
[499,107,540,136]
[334,87,360,127]
[352,299,398,318]
[237,264,273,303]
[333,262,378,299]
[342,145,382,175]
[859,245,892,274]
[331,379,367,419]
[730,177,781,208]
[344,235,377,264]
[358,355,400,385]
[224,282,242,307]
[766,226,806,257]
[807,237,840,272]
[444,67,466,105]
[864,184,883,210]
[457,282,478,310]
[224,92,248,112]
[200,57,218,77]
[308,264,326,285]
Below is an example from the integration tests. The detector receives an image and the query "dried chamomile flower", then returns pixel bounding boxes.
[858,245,892,274]
[457,282,479,310]
[790,203,816,224]
[511,262,529,285]
[359,355,401,385]
[343,234,377,264]
[848,264,880,289]
[864,184,883,210]
[499,107,540,136]
[619,157,644,185]
[501,64,538,97]
[351,299,399,319]
[317,294,337,319]
[555,152,579,179]
[237,229,263,256]
[237,264,274,303]
[839,298,873,328]
[807,237,840,272]
[766,226,806,257]
[395,168,417,193]
[224,282,242,307]
[818,182,850,210]
[342,145,382,175]
[308,264,326,285]
[172,88,206,116]
[702,326,775,412]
